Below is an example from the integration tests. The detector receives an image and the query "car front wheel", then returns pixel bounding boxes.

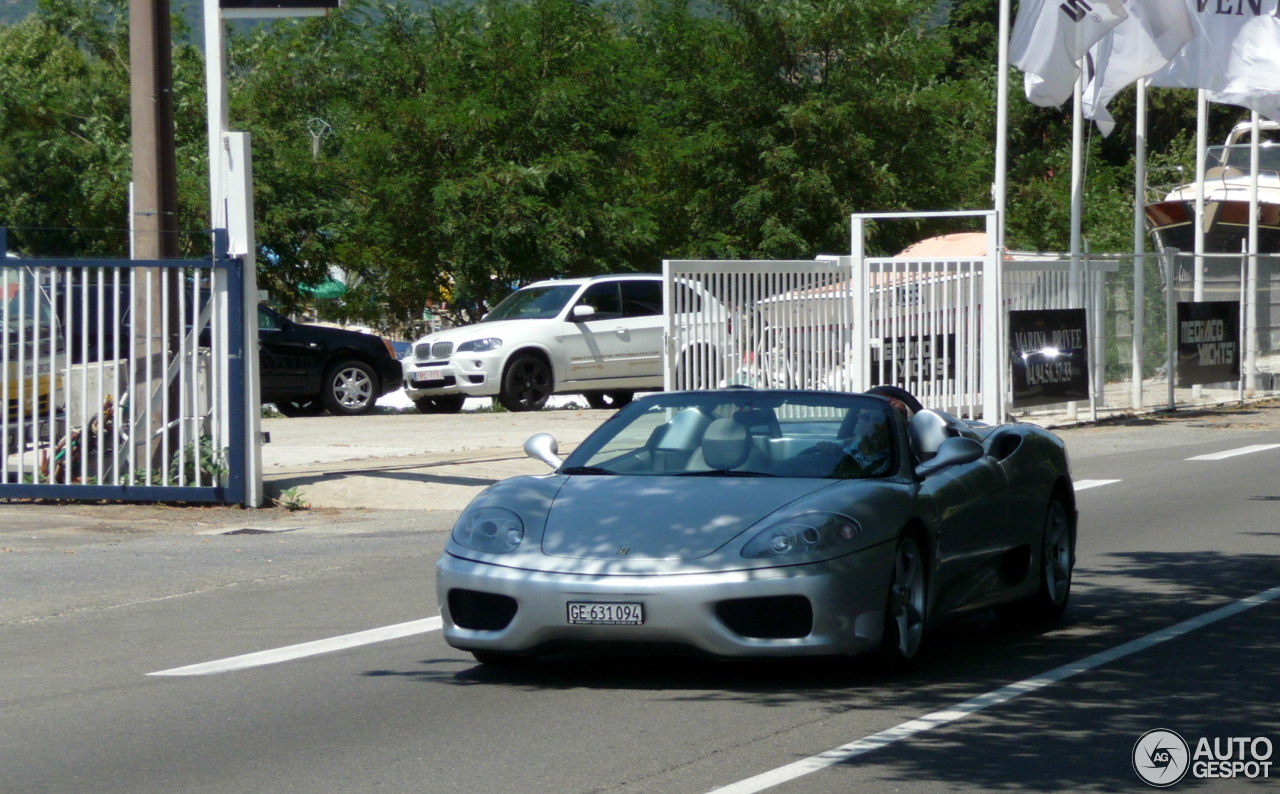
[322,360,378,416]
[498,355,553,412]
[874,533,927,670]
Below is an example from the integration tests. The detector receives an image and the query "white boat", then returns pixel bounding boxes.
[1146,119,1280,254]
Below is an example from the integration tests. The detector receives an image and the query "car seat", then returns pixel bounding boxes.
[687,417,770,471]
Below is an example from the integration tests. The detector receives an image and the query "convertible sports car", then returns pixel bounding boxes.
[437,387,1076,668]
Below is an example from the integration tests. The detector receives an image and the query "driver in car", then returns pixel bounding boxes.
[812,406,895,477]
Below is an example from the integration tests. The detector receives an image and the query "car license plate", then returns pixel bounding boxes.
[567,602,644,625]
[413,369,444,383]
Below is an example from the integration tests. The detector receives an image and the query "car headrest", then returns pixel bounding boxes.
[909,410,951,461]
[701,417,751,469]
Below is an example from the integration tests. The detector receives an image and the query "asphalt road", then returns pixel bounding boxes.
[3,416,1279,792]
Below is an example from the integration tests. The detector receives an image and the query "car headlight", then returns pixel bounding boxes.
[741,512,861,559]
[457,337,502,353]
[452,506,525,554]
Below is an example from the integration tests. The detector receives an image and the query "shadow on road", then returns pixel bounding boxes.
[363,550,1280,789]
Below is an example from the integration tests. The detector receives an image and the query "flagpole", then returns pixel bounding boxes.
[1068,76,1084,422]
[1192,90,1207,400]
[1133,79,1147,410]
[995,0,1011,252]
[1247,111,1260,394]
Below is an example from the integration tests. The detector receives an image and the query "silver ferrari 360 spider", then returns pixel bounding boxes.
[437,387,1075,668]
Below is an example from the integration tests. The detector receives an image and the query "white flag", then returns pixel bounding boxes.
[1081,0,1195,136]
[1150,0,1280,113]
[1011,0,1130,107]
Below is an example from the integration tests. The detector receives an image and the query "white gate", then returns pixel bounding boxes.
[662,260,856,393]
[664,212,1003,422]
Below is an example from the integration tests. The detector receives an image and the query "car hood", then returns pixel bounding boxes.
[540,477,833,561]
[287,321,381,347]
[414,318,553,347]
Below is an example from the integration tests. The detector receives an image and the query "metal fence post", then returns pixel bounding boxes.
[1166,249,1177,411]
[662,259,673,392]
[983,213,1001,423]
[849,218,867,393]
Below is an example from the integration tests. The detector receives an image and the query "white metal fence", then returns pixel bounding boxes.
[663,211,1005,422]
[1,230,248,502]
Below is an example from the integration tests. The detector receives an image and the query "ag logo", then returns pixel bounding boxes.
[1134,729,1190,787]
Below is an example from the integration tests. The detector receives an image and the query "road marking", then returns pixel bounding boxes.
[148,616,443,677]
[707,582,1280,794]
[1073,479,1121,491]
[1185,443,1280,461]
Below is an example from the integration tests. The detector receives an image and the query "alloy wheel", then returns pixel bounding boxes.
[1042,500,1072,605]
[333,366,373,410]
[889,538,926,659]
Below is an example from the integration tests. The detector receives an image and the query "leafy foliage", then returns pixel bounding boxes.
[0,0,1257,334]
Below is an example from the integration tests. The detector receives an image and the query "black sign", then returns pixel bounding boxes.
[220,0,340,8]
[869,334,956,387]
[1176,301,1240,387]
[1009,309,1089,407]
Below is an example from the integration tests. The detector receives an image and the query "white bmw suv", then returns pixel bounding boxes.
[403,275,669,412]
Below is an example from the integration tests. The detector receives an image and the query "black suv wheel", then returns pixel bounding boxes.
[322,360,378,416]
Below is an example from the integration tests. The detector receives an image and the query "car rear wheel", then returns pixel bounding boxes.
[322,360,378,416]
[413,395,466,414]
[583,391,633,410]
[274,399,325,417]
[498,355,552,412]
[874,534,927,671]
[997,493,1073,624]
[471,650,538,667]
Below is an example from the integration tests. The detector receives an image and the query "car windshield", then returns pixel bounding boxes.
[561,391,899,479]
[482,285,580,322]
[2,266,55,337]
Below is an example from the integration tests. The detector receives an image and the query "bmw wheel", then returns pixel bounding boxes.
[498,355,552,412]
[322,360,378,416]
[875,534,927,670]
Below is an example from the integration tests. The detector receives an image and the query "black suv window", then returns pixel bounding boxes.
[258,306,282,331]
[575,282,622,319]
[622,280,663,318]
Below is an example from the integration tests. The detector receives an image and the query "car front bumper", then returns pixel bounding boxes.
[402,352,504,398]
[436,544,896,659]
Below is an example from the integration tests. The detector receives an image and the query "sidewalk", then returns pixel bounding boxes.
[261,398,1280,511]
[261,407,605,510]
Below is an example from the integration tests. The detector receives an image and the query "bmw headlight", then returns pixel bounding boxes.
[741,512,861,559]
[457,337,502,353]
[452,506,525,554]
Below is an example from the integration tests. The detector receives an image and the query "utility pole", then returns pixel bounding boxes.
[129,0,180,476]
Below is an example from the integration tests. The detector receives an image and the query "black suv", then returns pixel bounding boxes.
[258,305,402,417]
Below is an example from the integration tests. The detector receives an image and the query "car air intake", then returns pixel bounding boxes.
[715,596,813,639]
[448,589,518,631]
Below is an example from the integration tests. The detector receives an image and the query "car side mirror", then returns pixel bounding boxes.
[571,304,596,320]
[524,433,563,470]
[914,437,983,478]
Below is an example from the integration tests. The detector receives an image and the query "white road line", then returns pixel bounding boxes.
[1185,443,1280,461]
[1072,479,1121,491]
[148,616,443,677]
[708,582,1280,794]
